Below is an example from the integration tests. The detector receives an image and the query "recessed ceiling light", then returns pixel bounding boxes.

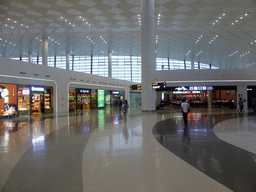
[14,21,17,23]
[231,23,234,25]
[21,24,23,26]
[240,17,243,19]
[223,13,225,16]
[7,18,10,20]
[216,20,218,22]
[213,23,215,25]
[235,20,238,22]
[61,17,63,19]
[79,16,82,18]
[245,13,248,16]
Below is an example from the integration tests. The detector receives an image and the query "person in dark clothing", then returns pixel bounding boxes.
[40,101,45,114]
[252,97,256,113]
[118,97,123,112]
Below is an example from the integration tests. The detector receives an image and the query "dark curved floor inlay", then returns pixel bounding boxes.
[153,113,256,192]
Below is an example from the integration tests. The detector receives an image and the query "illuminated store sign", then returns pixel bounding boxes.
[112,91,120,95]
[152,82,166,89]
[98,90,105,108]
[76,88,91,94]
[31,87,44,92]
[189,86,213,91]
[175,86,188,91]
[80,89,90,94]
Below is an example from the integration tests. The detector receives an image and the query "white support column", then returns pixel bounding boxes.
[42,38,48,66]
[66,53,70,70]
[141,0,156,111]
[156,91,162,106]
[207,90,212,109]
[108,51,112,78]
[28,53,32,64]
[237,85,248,113]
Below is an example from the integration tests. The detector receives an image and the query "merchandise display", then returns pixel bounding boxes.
[31,93,41,112]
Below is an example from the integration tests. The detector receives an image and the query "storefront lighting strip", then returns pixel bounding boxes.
[162,80,256,83]
[68,82,126,89]
[0,74,58,113]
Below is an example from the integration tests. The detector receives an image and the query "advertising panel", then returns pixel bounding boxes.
[98,90,105,107]
[0,84,18,117]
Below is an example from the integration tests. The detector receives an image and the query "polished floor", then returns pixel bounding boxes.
[0,105,255,191]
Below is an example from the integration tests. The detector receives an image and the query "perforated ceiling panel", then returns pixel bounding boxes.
[0,0,255,68]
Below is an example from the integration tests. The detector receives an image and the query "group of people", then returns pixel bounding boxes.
[118,97,129,121]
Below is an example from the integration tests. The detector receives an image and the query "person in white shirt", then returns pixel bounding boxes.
[181,98,190,127]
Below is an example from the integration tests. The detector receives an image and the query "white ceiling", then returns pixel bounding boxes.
[0,0,256,68]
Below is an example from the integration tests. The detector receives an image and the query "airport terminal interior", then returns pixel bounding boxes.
[1,0,256,191]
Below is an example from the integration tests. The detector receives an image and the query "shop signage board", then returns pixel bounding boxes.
[31,87,44,92]
[189,86,214,91]
[152,82,166,89]
[130,84,141,90]
[112,91,120,95]
[76,88,91,94]
[98,90,105,107]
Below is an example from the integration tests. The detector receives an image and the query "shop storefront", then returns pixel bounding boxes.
[30,86,53,114]
[111,90,121,106]
[0,83,18,118]
[157,86,236,109]
[69,88,92,111]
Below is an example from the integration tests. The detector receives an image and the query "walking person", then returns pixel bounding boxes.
[238,97,245,116]
[118,97,123,113]
[181,98,190,139]
[122,100,129,122]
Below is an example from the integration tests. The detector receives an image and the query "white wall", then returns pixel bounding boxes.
[0,57,131,114]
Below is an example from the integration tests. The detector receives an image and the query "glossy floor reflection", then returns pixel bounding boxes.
[0,106,254,191]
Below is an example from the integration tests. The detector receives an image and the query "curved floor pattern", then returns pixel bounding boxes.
[153,113,256,192]
[213,116,256,154]
[0,107,250,191]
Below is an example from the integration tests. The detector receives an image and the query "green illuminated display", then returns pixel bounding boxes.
[98,90,105,107]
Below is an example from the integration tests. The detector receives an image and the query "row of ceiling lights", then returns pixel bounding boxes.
[86,36,95,44]
[209,35,218,44]
[231,13,248,25]
[212,13,226,25]
[195,35,203,44]
[5,17,29,29]
[138,14,141,26]
[78,16,91,27]
[0,38,17,47]
[155,35,158,44]
[240,51,250,57]
[247,62,255,67]
[100,36,107,44]
[250,40,256,45]
[229,51,238,57]
[60,17,75,27]
[186,50,191,56]
[157,14,161,25]
[197,50,203,56]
